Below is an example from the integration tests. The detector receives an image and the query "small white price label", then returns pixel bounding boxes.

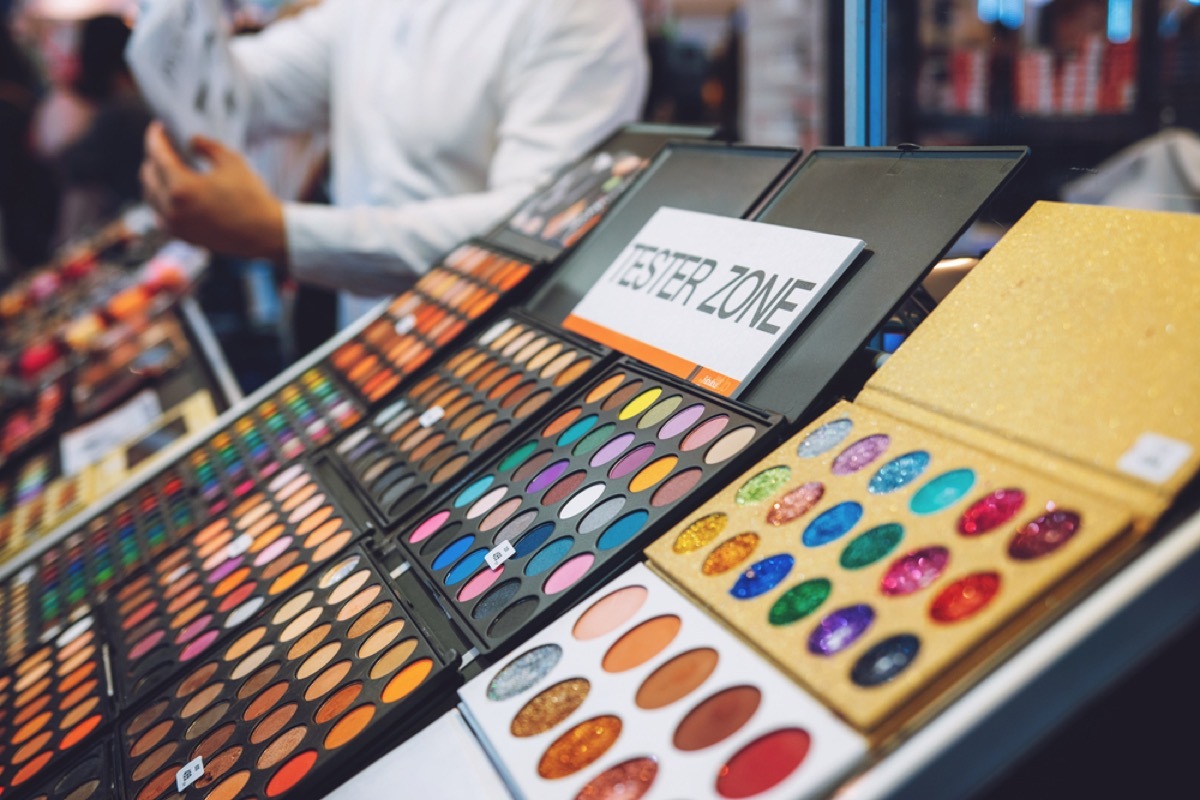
[1117,433,1193,485]
[394,314,417,334]
[419,407,445,428]
[485,540,516,570]
[176,756,204,791]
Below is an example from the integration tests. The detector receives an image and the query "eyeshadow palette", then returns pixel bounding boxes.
[459,564,867,799]
[646,401,1133,736]
[647,202,1200,739]
[0,467,198,670]
[186,366,363,517]
[394,359,779,656]
[117,546,453,800]
[19,739,121,800]
[104,463,363,706]
[324,313,608,527]
[0,615,113,796]
[330,242,538,404]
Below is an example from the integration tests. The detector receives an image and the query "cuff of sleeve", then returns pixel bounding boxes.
[282,202,418,296]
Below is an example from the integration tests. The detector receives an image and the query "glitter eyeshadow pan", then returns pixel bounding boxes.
[327,314,606,526]
[646,401,1137,737]
[0,467,196,673]
[0,615,113,793]
[397,359,778,655]
[329,242,538,402]
[118,547,448,800]
[459,564,866,799]
[103,465,361,707]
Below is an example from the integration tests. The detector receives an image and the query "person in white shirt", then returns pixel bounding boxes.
[140,0,648,326]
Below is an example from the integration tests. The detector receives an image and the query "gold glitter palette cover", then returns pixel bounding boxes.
[103,463,367,709]
[646,202,1200,740]
[459,563,867,800]
[390,358,782,660]
[116,545,456,800]
[0,466,199,672]
[0,615,115,797]
[317,312,612,530]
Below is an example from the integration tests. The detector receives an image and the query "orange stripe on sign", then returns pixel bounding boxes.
[562,315,698,379]
[691,368,739,397]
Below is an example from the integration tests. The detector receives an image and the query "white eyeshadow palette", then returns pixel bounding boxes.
[459,563,866,800]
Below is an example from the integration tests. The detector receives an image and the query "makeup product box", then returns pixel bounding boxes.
[328,124,719,404]
[646,202,1200,743]
[459,563,868,799]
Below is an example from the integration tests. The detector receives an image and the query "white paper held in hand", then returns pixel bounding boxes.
[126,0,249,163]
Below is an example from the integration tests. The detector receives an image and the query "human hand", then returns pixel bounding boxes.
[140,121,287,262]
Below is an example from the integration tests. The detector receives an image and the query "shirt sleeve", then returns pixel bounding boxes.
[228,1,339,140]
[283,0,649,296]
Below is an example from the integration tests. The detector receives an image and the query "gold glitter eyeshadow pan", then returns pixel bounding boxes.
[104,464,363,707]
[392,359,780,658]
[320,313,610,528]
[0,615,114,796]
[459,563,867,799]
[647,202,1200,742]
[117,546,452,800]
[0,467,198,672]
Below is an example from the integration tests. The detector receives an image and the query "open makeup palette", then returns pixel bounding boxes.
[646,202,1200,745]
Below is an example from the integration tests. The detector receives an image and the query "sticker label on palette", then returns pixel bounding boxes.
[563,208,865,397]
[176,757,204,792]
[394,314,417,334]
[419,407,445,428]
[1117,433,1194,484]
[485,540,516,570]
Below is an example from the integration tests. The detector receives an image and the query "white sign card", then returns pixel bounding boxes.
[60,389,163,475]
[563,208,865,397]
[126,0,249,161]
